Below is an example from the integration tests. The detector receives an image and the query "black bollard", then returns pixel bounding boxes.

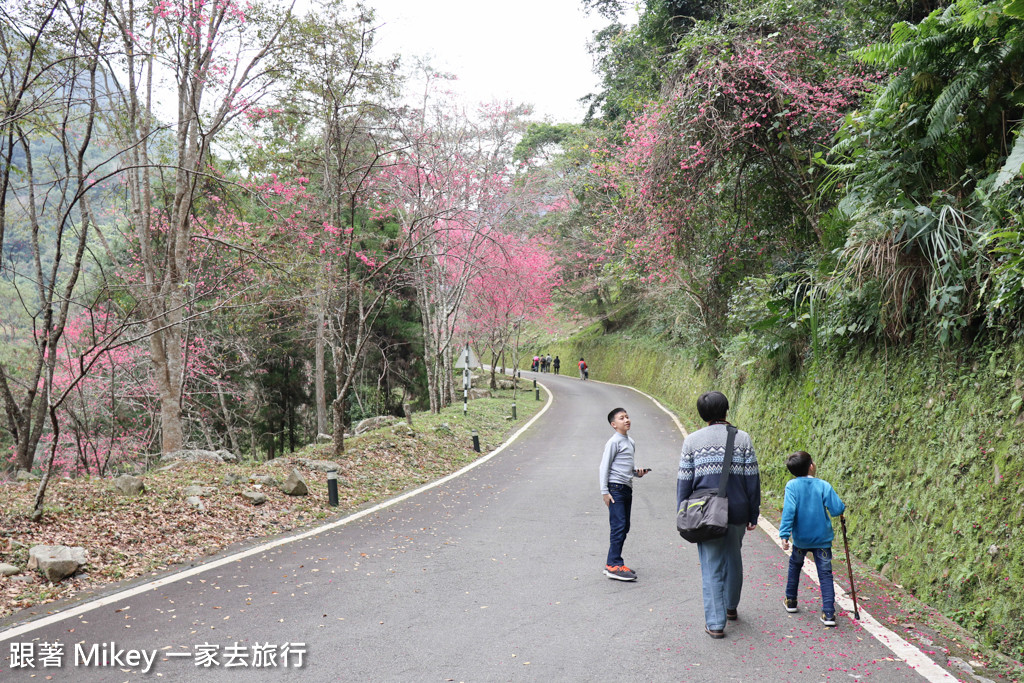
[472,429,480,453]
[533,378,537,388]
[511,403,517,419]
[327,471,338,507]
[535,388,540,401]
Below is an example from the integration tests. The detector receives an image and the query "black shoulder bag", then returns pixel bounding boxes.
[676,425,736,543]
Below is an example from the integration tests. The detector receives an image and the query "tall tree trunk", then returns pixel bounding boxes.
[217,380,240,455]
[332,393,346,457]
[150,320,184,454]
[315,300,328,436]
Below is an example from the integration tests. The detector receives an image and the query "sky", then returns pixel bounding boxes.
[368,0,628,123]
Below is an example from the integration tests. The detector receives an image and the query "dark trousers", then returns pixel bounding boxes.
[786,546,836,615]
[606,482,633,566]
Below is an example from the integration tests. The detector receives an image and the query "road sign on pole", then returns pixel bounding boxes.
[454,343,478,369]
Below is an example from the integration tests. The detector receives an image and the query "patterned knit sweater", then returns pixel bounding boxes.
[676,423,761,526]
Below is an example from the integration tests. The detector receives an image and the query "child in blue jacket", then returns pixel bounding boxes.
[778,451,846,627]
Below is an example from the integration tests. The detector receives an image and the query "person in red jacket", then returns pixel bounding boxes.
[578,357,588,380]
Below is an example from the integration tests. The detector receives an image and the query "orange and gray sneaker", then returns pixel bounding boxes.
[604,564,637,581]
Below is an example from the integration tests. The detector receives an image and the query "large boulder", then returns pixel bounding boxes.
[112,474,145,496]
[28,545,87,583]
[354,415,399,435]
[280,469,308,496]
[16,470,39,482]
[468,388,491,400]
[160,449,237,465]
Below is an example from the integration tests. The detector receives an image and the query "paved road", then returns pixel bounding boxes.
[1,372,941,681]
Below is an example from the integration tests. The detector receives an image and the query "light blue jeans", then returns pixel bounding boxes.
[696,523,747,630]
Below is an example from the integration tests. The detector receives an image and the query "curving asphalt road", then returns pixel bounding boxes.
[0,371,947,681]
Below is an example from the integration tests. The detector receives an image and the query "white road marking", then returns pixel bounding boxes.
[0,385,555,643]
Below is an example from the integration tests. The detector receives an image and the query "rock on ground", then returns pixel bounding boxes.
[112,474,145,496]
[0,563,20,576]
[391,423,415,437]
[161,449,237,465]
[295,458,339,473]
[182,484,217,497]
[241,491,267,505]
[27,545,87,583]
[355,415,399,434]
[280,469,308,496]
[185,496,205,512]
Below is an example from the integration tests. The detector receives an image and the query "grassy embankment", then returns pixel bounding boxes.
[544,327,1024,662]
[0,380,542,620]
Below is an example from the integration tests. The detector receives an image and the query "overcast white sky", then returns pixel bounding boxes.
[369,0,626,123]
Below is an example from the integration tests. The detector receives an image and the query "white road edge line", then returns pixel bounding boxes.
[0,383,555,643]
[634,386,958,683]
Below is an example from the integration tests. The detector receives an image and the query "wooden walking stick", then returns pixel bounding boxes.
[840,514,861,620]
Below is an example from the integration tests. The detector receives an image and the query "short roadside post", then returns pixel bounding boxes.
[472,429,480,452]
[511,403,517,419]
[327,471,338,507]
[535,387,540,401]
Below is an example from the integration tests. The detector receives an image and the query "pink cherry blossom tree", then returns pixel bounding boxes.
[460,232,559,389]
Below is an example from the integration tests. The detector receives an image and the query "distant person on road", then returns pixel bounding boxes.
[578,357,588,380]
[599,407,649,581]
[553,356,560,374]
[778,451,846,628]
[677,391,760,639]
[545,353,552,373]
[532,355,539,372]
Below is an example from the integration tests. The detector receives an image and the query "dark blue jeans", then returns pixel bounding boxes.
[606,483,632,566]
[786,546,836,616]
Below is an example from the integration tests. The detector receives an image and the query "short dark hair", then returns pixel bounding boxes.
[786,451,813,477]
[607,407,626,424]
[696,391,729,422]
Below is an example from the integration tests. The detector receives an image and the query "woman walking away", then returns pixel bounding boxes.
[677,391,760,639]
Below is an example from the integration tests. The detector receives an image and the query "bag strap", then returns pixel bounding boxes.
[717,425,737,498]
